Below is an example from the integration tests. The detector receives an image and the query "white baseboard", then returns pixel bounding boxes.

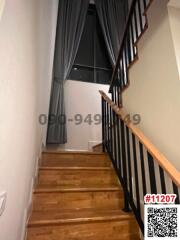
[28,178,34,209]
[34,156,39,179]
[21,209,27,240]
[21,178,34,240]
[20,141,43,240]
[21,154,41,240]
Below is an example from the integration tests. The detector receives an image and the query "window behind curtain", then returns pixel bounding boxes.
[69,4,113,85]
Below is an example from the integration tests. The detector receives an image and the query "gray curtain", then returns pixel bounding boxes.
[47,0,89,144]
[95,0,127,66]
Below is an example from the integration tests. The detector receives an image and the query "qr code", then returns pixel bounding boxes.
[145,205,180,239]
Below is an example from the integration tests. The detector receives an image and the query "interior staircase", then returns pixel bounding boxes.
[27,151,140,240]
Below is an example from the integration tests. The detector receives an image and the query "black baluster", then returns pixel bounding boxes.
[110,107,114,159]
[120,59,124,89]
[122,50,127,86]
[117,116,122,174]
[117,87,121,107]
[172,182,180,204]
[159,166,166,194]
[113,109,118,167]
[125,39,129,68]
[107,104,110,153]
[139,142,147,197]
[147,152,157,194]
[114,85,116,103]
[142,0,147,10]
[137,0,143,31]
[132,133,141,216]
[127,29,132,65]
[114,86,117,105]
[124,47,128,86]
[126,126,133,200]
[106,103,110,153]
[121,120,130,212]
[133,9,138,40]
[104,101,108,151]
[130,22,136,58]
[116,86,118,106]
[112,86,115,102]
[101,98,105,152]
[117,68,121,89]
[111,109,114,161]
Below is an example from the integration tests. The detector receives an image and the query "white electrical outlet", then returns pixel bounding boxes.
[0,191,7,216]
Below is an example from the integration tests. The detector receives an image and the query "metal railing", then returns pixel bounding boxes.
[109,0,152,106]
[100,90,180,234]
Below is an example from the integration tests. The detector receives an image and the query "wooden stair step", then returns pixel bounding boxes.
[37,169,119,188]
[42,152,111,168]
[32,189,124,211]
[27,217,139,240]
[27,150,140,240]
[28,208,134,227]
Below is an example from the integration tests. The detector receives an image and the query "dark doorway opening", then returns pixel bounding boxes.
[69,4,113,85]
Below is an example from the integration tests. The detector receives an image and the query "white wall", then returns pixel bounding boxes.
[0,0,58,239]
[168,0,180,9]
[123,0,180,170]
[38,0,59,146]
[59,80,109,151]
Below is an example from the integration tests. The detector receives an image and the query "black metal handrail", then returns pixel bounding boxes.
[100,90,180,234]
[109,0,152,104]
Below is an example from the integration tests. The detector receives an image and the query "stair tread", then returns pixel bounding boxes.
[34,186,122,193]
[28,208,133,226]
[36,182,120,190]
[43,150,106,155]
[40,166,112,170]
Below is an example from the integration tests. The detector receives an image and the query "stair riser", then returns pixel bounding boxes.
[42,153,111,167]
[37,170,119,187]
[27,219,139,240]
[33,191,124,211]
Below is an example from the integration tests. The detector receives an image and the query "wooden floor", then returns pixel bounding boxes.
[27,151,140,240]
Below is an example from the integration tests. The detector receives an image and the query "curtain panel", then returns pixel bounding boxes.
[47,0,89,144]
[95,0,127,66]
